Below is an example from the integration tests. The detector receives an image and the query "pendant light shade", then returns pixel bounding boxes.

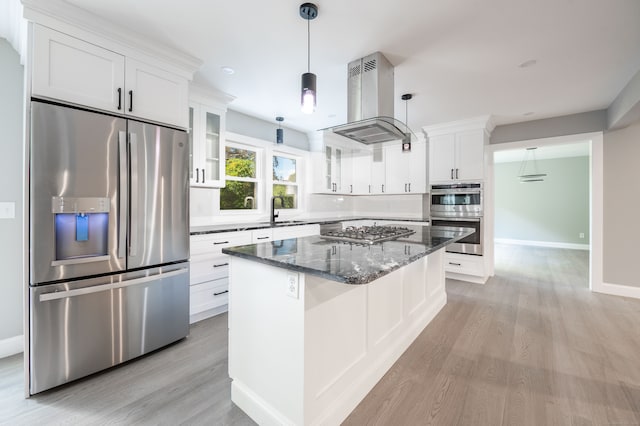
[301,72,316,114]
[300,3,318,114]
[276,116,284,144]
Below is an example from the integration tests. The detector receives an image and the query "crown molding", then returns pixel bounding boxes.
[189,82,236,107]
[21,0,202,78]
[422,115,495,137]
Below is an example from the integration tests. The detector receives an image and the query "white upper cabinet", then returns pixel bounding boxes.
[351,151,373,194]
[32,25,189,128]
[317,143,353,194]
[370,146,386,194]
[32,25,125,113]
[124,58,188,127]
[384,141,427,194]
[424,117,494,183]
[188,88,229,188]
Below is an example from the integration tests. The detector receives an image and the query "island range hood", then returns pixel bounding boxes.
[325,51,413,144]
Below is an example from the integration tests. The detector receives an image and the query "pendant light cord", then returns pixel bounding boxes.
[307,17,310,72]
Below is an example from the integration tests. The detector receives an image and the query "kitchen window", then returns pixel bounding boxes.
[272,154,298,209]
[220,145,259,210]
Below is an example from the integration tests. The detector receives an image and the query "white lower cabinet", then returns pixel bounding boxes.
[189,225,320,323]
[444,252,488,284]
[189,231,251,323]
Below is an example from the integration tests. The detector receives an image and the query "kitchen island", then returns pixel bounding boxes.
[223,225,473,426]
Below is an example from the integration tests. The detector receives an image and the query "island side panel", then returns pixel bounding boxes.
[228,257,305,426]
[303,249,448,425]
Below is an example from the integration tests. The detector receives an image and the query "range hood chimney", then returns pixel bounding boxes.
[325,52,413,144]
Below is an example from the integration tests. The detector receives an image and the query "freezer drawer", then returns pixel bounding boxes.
[29,263,189,394]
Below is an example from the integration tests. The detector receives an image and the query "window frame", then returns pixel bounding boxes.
[219,141,263,215]
[271,152,301,213]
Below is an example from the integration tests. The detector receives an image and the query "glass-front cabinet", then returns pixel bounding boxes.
[188,85,231,188]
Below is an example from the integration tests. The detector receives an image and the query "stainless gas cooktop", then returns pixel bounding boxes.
[320,225,415,245]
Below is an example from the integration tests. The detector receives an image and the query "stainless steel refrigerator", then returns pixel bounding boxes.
[28,100,190,394]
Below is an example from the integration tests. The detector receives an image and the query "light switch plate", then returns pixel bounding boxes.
[0,202,15,219]
[286,273,299,299]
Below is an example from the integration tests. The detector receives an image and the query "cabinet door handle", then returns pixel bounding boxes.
[256,236,270,240]
[368,184,371,193]
[451,168,454,179]
[128,90,133,112]
[213,241,229,245]
[195,168,200,183]
[404,183,407,192]
[213,289,229,296]
[350,184,353,193]
[202,169,205,183]
[117,88,122,110]
[408,182,411,192]
[213,262,229,268]
[448,262,461,266]
[382,184,385,193]
[455,168,459,179]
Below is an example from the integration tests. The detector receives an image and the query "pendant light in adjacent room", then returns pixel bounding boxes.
[276,116,284,144]
[300,3,318,114]
[518,147,547,182]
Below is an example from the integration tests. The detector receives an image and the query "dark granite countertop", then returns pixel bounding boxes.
[190,217,429,235]
[222,225,473,285]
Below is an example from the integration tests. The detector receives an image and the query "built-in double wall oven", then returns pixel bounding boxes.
[430,182,483,256]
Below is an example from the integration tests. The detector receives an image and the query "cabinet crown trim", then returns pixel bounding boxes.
[22,0,202,77]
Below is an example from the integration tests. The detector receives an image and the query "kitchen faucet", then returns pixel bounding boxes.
[271,196,285,224]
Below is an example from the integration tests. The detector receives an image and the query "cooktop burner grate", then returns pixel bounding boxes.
[320,225,415,245]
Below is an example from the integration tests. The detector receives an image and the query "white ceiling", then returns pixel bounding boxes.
[63,0,640,135]
[493,141,590,163]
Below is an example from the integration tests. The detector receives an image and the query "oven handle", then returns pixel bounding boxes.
[431,216,481,222]
[431,189,482,195]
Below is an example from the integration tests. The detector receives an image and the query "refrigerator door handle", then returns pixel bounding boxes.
[118,131,128,260]
[129,132,138,257]
[39,268,189,302]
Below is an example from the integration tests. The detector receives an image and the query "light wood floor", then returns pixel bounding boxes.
[345,244,640,425]
[1,244,639,425]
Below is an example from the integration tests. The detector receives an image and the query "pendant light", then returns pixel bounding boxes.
[401,93,412,152]
[300,3,318,114]
[276,116,284,144]
[518,147,547,183]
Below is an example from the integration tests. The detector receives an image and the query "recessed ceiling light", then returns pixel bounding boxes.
[523,111,535,116]
[221,66,235,75]
[518,59,537,68]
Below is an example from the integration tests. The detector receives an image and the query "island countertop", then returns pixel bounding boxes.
[222,225,473,284]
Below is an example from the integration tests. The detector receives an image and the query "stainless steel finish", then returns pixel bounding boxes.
[126,120,189,270]
[118,132,128,260]
[51,197,110,214]
[39,267,188,301]
[129,132,139,257]
[29,262,189,394]
[325,52,414,145]
[430,182,483,217]
[30,101,126,283]
[431,216,483,255]
[29,101,190,395]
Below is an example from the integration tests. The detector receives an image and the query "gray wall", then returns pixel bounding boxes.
[495,157,589,245]
[603,120,640,287]
[491,110,607,144]
[226,110,310,151]
[0,38,24,340]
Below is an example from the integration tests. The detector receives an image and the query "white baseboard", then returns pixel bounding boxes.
[0,334,24,359]
[495,238,589,251]
[596,282,640,300]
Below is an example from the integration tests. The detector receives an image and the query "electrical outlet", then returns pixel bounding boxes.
[286,273,299,299]
[579,233,585,239]
[0,202,15,219]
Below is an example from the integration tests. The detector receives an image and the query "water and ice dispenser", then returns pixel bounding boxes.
[51,197,110,265]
